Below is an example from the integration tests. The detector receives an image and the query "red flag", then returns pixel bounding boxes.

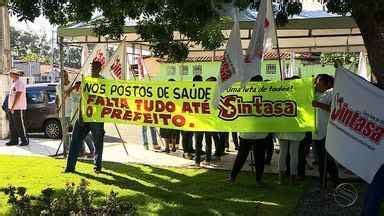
[110,57,122,79]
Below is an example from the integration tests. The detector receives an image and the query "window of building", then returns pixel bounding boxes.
[167,66,176,76]
[266,64,277,74]
[192,65,202,76]
[180,65,189,75]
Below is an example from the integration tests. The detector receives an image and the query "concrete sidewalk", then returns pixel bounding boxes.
[0,123,355,179]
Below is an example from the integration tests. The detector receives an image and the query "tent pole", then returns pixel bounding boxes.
[275,28,283,80]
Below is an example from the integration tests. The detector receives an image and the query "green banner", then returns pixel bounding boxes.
[81,77,315,132]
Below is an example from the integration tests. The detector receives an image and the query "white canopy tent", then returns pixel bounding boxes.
[58,16,365,56]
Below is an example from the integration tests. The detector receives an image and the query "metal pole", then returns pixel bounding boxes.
[59,36,69,157]
[275,30,283,80]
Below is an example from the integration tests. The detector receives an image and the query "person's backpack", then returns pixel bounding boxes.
[2,95,9,112]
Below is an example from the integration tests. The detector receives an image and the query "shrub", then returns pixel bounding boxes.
[1,179,135,216]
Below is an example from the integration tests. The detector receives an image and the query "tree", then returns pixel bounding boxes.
[63,47,81,69]
[326,0,384,87]
[10,27,52,63]
[7,0,300,62]
[7,0,384,86]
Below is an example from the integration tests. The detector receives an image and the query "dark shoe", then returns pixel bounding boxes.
[19,142,29,146]
[94,167,102,174]
[162,148,170,153]
[228,176,236,183]
[5,142,17,146]
[171,146,177,152]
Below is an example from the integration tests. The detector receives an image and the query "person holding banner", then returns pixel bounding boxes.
[193,75,205,167]
[312,74,339,186]
[277,132,305,184]
[202,77,221,164]
[65,60,106,174]
[229,75,269,184]
[142,126,161,151]
[159,79,181,153]
[277,77,305,185]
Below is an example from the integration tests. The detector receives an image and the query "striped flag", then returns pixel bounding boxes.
[111,57,122,79]
[101,40,126,80]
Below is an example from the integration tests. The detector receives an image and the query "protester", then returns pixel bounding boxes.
[312,74,339,186]
[297,131,312,179]
[264,133,274,165]
[142,126,161,151]
[361,164,384,216]
[56,70,72,127]
[182,130,194,159]
[65,60,106,173]
[70,81,95,158]
[277,76,305,184]
[217,132,227,156]
[159,79,180,153]
[191,75,205,167]
[229,75,269,184]
[361,81,384,216]
[201,77,221,164]
[6,69,28,146]
[232,132,239,150]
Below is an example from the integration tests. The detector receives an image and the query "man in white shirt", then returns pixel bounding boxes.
[6,69,28,146]
[312,74,339,186]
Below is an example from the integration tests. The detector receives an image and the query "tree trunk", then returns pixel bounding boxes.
[352,2,384,89]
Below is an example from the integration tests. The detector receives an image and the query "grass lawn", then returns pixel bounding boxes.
[0,155,310,216]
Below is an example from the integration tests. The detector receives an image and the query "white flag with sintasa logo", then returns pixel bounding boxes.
[214,8,244,106]
[326,67,384,183]
[243,0,276,85]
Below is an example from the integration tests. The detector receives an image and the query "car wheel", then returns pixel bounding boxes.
[44,119,62,139]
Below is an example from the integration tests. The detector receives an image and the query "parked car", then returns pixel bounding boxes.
[25,83,62,139]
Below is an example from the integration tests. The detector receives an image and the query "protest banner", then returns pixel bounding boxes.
[81,77,315,132]
[326,67,384,183]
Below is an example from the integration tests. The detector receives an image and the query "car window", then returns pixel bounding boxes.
[47,90,56,103]
[27,90,45,104]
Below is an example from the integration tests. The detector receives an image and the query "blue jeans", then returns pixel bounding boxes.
[361,165,384,216]
[66,120,105,171]
[142,126,158,146]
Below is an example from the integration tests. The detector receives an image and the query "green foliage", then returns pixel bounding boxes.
[6,0,304,61]
[10,27,52,63]
[320,52,358,68]
[326,0,352,16]
[5,0,255,62]
[1,179,135,216]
